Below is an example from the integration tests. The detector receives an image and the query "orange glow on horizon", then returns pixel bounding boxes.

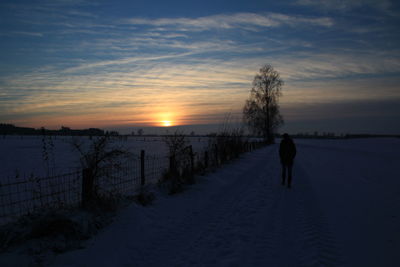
[12,92,241,129]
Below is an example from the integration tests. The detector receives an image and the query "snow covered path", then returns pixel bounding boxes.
[51,139,400,267]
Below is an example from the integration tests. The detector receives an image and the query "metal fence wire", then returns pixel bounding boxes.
[0,171,81,225]
[144,154,169,185]
[94,154,169,197]
[0,154,170,225]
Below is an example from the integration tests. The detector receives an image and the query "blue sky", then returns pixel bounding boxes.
[1,0,400,134]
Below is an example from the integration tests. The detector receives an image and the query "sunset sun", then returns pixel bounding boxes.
[155,110,178,127]
[162,120,172,127]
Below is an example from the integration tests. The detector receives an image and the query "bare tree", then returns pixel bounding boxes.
[243,64,284,143]
[163,130,188,159]
[71,136,129,188]
[163,130,190,194]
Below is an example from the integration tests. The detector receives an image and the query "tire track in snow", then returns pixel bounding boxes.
[243,149,342,267]
[244,149,303,267]
[294,165,343,267]
[169,148,277,266]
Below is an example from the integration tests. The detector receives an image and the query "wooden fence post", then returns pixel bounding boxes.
[189,145,194,173]
[141,150,145,186]
[214,144,219,166]
[204,151,208,169]
[82,168,94,208]
[169,154,177,175]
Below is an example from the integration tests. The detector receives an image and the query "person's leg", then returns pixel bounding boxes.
[282,164,286,185]
[287,164,293,188]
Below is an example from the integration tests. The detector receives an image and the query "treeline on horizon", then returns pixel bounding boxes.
[0,123,106,136]
[288,132,400,139]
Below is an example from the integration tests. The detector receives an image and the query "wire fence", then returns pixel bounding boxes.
[0,171,81,225]
[94,154,169,197]
[0,154,168,226]
[0,140,266,226]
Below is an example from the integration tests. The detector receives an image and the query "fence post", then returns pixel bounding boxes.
[189,145,194,173]
[82,168,94,208]
[204,151,208,169]
[169,154,177,175]
[214,144,219,166]
[141,150,145,186]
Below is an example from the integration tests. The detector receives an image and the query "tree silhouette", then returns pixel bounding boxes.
[243,64,284,143]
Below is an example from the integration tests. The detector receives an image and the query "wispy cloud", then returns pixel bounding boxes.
[296,0,392,12]
[123,12,334,31]
[0,31,44,37]
[274,50,400,82]
[61,52,195,73]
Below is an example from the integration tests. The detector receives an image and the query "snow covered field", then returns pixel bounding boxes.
[41,137,399,267]
[1,138,399,266]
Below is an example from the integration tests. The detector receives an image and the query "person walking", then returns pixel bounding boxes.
[279,133,296,188]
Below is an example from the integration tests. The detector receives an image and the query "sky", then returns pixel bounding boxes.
[1,0,399,134]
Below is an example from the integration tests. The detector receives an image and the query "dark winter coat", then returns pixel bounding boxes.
[279,137,296,165]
